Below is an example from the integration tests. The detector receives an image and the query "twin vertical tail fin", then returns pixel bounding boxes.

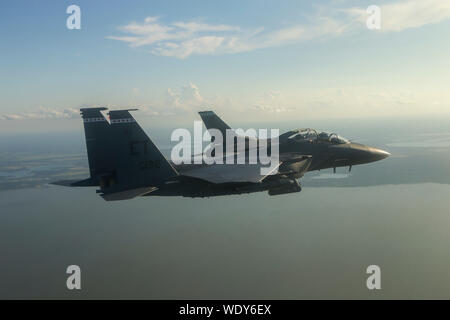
[75,108,178,200]
[102,109,178,199]
[198,111,231,138]
[198,110,238,155]
[80,107,114,181]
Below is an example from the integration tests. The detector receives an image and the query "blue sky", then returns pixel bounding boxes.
[1,0,450,131]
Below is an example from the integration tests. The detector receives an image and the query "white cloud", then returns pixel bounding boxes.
[107,14,349,58]
[107,16,238,53]
[0,83,216,121]
[0,107,79,121]
[107,0,450,58]
[4,81,450,122]
[166,82,206,110]
[346,0,450,32]
[251,90,292,113]
[0,114,25,120]
[172,21,240,33]
[253,104,291,113]
[152,36,225,59]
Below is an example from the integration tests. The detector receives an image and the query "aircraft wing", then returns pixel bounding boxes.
[181,162,281,184]
[181,153,312,184]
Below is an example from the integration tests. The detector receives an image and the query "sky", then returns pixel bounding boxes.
[1,0,450,132]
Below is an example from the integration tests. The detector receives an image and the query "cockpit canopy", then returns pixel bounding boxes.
[283,128,349,145]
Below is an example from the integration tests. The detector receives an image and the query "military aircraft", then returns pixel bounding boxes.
[53,108,389,200]
[199,111,390,174]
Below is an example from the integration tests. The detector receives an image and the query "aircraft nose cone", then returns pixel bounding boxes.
[344,143,391,165]
[367,147,391,162]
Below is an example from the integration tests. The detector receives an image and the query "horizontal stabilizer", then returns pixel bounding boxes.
[101,186,158,201]
[51,178,98,187]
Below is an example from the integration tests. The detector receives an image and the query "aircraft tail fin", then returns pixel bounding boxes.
[198,111,231,138]
[56,108,178,200]
[199,110,238,155]
[199,110,261,157]
[98,109,178,199]
[80,107,113,181]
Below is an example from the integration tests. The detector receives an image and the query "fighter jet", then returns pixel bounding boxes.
[198,111,391,174]
[53,108,389,200]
